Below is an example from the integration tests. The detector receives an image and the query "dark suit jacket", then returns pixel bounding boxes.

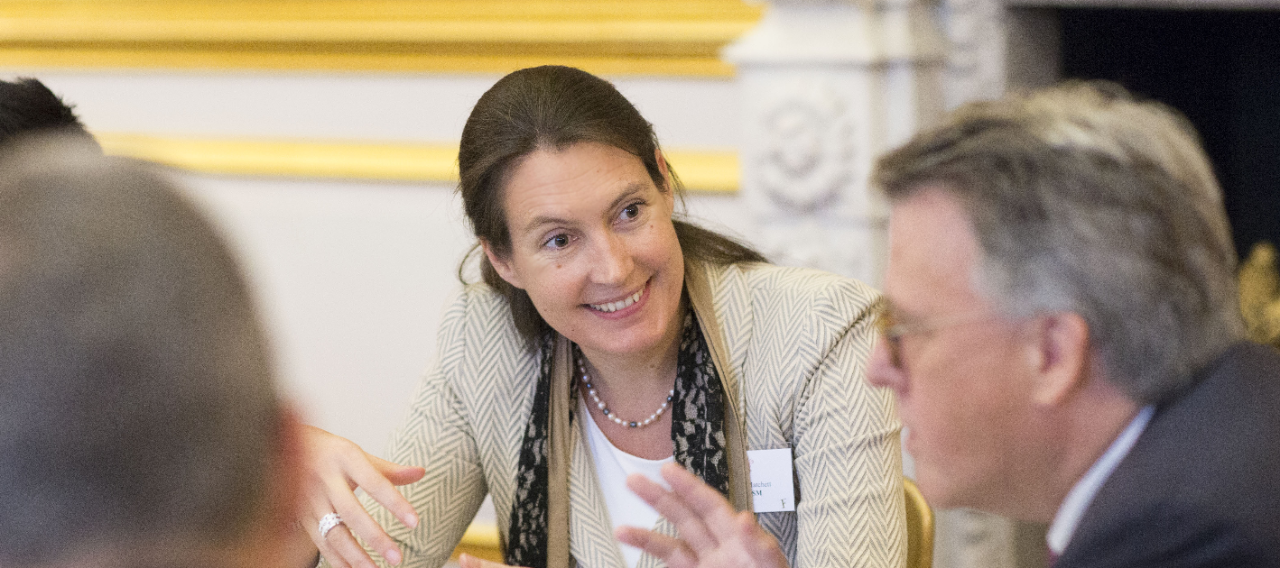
[1058,342,1280,568]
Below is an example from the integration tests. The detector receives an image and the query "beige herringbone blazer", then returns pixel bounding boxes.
[341,261,905,568]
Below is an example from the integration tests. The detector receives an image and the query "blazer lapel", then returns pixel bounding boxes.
[568,412,628,568]
[684,259,753,513]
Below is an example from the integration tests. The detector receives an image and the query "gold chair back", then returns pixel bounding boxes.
[904,477,935,568]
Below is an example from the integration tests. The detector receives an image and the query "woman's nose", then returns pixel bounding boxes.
[592,233,633,284]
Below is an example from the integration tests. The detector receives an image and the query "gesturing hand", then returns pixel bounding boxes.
[302,425,427,568]
[615,463,789,568]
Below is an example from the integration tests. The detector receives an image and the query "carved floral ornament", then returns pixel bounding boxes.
[758,80,857,213]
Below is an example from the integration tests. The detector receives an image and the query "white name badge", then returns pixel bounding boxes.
[747,448,796,513]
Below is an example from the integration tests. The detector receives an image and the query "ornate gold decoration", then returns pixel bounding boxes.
[1239,241,1280,348]
[0,0,761,76]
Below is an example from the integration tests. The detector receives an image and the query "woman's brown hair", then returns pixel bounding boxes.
[457,65,765,345]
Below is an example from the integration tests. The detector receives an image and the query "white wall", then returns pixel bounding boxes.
[34,71,742,149]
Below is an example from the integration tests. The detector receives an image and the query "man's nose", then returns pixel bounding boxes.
[866,337,905,394]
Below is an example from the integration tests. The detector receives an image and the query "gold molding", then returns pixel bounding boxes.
[0,1,761,76]
[97,133,739,193]
[451,523,503,563]
[1239,241,1280,348]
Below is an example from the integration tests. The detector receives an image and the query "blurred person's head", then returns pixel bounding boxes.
[867,81,1242,519]
[0,135,300,567]
[0,77,97,148]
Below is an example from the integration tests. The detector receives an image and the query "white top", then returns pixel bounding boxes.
[1047,405,1155,555]
[582,399,675,568]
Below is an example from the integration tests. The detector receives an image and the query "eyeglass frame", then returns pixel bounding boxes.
[875,306,1004,370]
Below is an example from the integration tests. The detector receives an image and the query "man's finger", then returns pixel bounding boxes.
[626,473,718,552]
[615,526,699,568]
[733,511,789,568]
[659,464,747,542]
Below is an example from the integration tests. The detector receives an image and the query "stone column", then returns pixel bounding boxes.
[726,2,1029,568]
[939,0,1007,108]
[724,0,945,287]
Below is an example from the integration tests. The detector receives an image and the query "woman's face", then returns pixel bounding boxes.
[485,141,685,363]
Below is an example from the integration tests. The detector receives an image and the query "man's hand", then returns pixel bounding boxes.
[615,463,789,568]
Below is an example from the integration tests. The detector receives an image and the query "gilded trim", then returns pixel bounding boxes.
[97,133,739,193]
[452,524,502,562]
[0,1,761,76]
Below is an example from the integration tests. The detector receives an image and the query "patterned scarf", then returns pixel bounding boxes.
[506,312,728,567]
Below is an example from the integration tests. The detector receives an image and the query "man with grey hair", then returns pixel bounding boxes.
[0,135,307,567]
[613,82,1280,568]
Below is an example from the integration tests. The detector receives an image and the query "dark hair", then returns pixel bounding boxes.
[0,77,96,146]
[0,136,279,565]
[874,81,1242,403]
[457,65,764,345]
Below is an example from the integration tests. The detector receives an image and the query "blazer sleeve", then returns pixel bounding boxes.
[791,280,906,568]
[318,290,490,568]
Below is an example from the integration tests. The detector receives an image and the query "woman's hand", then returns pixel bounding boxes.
[302,425,427,567]
[616,463,789,568]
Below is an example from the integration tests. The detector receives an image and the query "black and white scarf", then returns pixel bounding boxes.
[505,312,728,568]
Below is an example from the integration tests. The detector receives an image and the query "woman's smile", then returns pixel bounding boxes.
[586,281,648,316]
[485,141,685,362]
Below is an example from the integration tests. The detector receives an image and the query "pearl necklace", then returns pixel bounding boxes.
[575,349,674,429]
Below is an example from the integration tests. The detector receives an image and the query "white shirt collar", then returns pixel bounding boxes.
[1046,405,1155,555]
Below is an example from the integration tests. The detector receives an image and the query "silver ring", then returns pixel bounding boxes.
[318,513,344,539]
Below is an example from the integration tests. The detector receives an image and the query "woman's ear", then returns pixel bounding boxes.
[654,148,676,212]
[655,147,672,189]
[482,240,525,290]
[1028,311,1091,407]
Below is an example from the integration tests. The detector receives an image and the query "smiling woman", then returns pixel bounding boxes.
[484,142,688,372]
[298,66,906,568]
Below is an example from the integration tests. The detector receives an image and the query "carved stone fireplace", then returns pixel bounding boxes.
[733,1,1278,567]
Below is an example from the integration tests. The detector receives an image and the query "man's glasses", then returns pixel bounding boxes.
[876,307,1000,369]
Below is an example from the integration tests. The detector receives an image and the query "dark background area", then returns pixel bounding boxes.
[1058,8,1280,260]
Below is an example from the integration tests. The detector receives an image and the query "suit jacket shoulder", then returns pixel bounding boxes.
[1061,342,1280,568]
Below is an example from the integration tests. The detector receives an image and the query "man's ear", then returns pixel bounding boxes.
[1028,311,1091,406]
[482,240,524,290]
